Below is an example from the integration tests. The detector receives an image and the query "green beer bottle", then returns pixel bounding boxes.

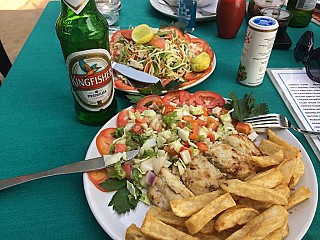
[286,0,317,27]
[56,0,117,125]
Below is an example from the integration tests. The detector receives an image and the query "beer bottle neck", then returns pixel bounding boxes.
[61,0,98,15]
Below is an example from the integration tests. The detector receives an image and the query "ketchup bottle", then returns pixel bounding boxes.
[216,0,246,39]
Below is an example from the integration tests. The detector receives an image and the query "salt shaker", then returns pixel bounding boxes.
[178,0,197,33]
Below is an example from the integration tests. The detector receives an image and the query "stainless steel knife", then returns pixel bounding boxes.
[0,150,139,191]
[112,62,160,84]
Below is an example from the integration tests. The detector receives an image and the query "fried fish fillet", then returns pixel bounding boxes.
[147,168,194,210]
[182,155,226,195]
[205,143,256,180]
[223,134,261,157]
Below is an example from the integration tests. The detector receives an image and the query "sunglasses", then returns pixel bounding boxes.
[294,31,320,83]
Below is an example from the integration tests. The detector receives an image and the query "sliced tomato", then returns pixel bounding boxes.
[96,128,116,155]
[188,91,225,109]
[190,38,210,52]
[183,33,191,42]
[162,90,192,107]
[148,35,166,50]
[114,143,127,153]
[117,108,135,127]
[161,26,186,40]
[136,95,163,113]
[206,47,215,63]
[135,117,147,124]
[162,105,175,115]
[132,124,144,134]
[207,133,215,142]
[88,169,109,192]
[197,142,208,152]
[114,79,135,91]
[184,65,213,81]
[121,163,133,180]
[111,29,133,42]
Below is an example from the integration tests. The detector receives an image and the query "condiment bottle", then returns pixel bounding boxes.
[216,0,246,39]
[56,0,117,125]
[178,0,197,33]
[237,16,279,86]
[286,0,317,27]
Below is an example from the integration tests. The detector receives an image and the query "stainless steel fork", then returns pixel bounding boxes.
[244,114,320,136]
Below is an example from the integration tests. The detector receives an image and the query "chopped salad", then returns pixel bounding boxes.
[110,26,215,91]
[88,90,257,214]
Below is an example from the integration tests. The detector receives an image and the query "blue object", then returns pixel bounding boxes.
[253,17,277,26]
[178,0,197,33]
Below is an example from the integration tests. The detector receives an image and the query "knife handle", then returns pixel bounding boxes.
[0,161,88,191]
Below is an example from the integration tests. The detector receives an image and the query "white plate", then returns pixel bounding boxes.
[83,113,318,240]
[115,56,216,94]
[149,0,217,21]
[112,29,217,93]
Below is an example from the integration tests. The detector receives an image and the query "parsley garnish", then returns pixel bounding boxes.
[225,91,269,122]
[100,178,127,191]
[126,79,183,105]
[108,188,139,214]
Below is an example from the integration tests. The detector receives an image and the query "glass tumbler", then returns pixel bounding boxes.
[95,0,121,34]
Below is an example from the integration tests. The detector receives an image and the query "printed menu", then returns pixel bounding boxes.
[267,68,320,160]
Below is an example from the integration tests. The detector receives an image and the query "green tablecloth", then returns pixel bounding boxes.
[0,1,319,239]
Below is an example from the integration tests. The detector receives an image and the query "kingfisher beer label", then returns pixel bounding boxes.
[66,49,114,112]
[63,0,89,14]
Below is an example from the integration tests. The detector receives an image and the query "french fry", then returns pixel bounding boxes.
[259,138,283,155]
[170,189,225,217]
[245,168,283,188]
[215,205,259,232]
[276,157,297,185]
[125,224,153,240]
[286,186,311,210]
[268,129,301,158]
[185,193,236,235]
[127,129,311,240]
[237,197,273,212]
[288,157,305,189]
[146,206,187,227]
[259,138,298,160]
[220,179,288,205]
[225,205,288,240]
[273,183,290,200]
[249,149,284,167]
[199,220,215,235]
[140,214,199,240]
[264,222,289,240]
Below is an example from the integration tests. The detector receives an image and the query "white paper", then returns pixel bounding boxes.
[267,68,320,161]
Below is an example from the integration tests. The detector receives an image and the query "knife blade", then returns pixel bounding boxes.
[0,150,139,191]
[112,62,160,84]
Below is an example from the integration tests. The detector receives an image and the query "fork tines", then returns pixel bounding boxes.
[244,114,283,129]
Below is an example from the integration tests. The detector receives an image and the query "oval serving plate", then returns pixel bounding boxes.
[83,107,318,240]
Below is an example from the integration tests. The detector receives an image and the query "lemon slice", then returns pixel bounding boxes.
[191,52,211,72]
[132,24,154,44]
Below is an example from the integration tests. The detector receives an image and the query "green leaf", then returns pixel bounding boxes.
[108,187,138,214]
[100,178,127,191]
[226,91,269,122]
[164,79,184,90]
[126,93,145,105]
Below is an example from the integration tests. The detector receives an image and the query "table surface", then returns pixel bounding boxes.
[0,1,319,239]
